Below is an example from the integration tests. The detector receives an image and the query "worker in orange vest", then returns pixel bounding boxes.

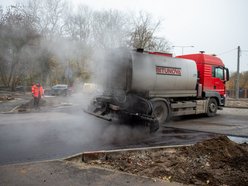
[33,82,44,109]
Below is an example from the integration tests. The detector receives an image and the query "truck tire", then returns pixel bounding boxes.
[152,101,168,125]
[207,98,217,117]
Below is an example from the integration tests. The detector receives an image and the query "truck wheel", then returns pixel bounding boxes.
[152,101,168,125]
[207,98,217,117]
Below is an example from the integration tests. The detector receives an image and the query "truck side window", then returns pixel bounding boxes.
[212,66,224,80]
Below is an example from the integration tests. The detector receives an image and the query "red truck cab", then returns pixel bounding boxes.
[177,53,229,106]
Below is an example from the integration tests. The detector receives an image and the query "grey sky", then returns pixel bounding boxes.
[1,0,248,72]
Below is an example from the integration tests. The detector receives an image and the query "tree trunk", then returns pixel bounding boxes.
[0,64,8,86]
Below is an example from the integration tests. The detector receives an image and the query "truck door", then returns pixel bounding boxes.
[212,66,225,96]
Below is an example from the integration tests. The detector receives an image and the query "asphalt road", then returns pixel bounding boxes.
[0,103,247,165]
[167,108,248,137]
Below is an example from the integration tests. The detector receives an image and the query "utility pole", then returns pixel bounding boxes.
[235,46,241,99]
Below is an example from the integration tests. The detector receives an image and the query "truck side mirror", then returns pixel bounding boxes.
[225,68,229,81]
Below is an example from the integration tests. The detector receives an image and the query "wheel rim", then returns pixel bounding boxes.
[207,98,218,117]
[154,106,164,121]
[209,101,217,113]
[153,102,168,124]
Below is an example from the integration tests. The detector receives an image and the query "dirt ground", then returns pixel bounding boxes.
[81,136,248,186]
[225,98,248,108]
[0,90,72,113]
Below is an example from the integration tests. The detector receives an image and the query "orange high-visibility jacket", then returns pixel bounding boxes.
[31,85,36,94]
[33,86,44,98]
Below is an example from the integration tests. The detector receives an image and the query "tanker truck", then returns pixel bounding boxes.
[86,48,229,132]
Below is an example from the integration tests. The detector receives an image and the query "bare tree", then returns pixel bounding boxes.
[92,10,129,49]
[0,5,40,90]
[63,5,92,43]
[0,2,172,88]
[129,11,170,52]
[241,71,248,88]
[227,71,248,90]
[27,0,67,38]
[236,71,248,89]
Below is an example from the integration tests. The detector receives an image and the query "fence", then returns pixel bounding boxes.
[227,89,248,98]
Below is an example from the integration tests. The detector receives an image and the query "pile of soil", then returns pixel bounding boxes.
[16,96,71,112]
[0,95,14,101]
[16,99,47,112]
[86,136,248,186]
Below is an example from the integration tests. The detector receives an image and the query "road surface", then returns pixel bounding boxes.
[0,103,247,165]
[167,108,248,137]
